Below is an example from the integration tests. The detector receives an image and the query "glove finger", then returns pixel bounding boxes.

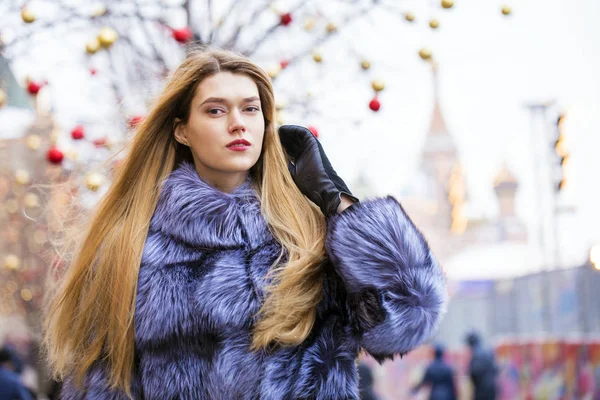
[278,125,313,160]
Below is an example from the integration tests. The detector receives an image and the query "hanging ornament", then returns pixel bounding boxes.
[91,3,107,17]
[93,137,109,148]
[26,134,41,150]
[71,125,85,140]
[279,59,289,69]
[371,79,385,92]
[304,18,315,31]
[86,38,101,54]
[441,0,455,9]
[21,7,35,23]
[326,22,337,34]
[128,115,144,128]
[27,81,42,95]
[312,50,323,63]
[21,288,33,302]
[46,147,64,164]
[419,48,433,60]
[267,65,281,79]
[369,97,381,112]
[429,19,440,29]
[308,126,319,138]
[404,12,416,22]
[15,169,31,185]
[280,13,292,26]
[4,254,20,270]
[0,89,7,108]
[23,193,39,208]
[85,173,105,191]
[98,27,118,48]
[360,59,371,70]
[49,128,60,144]
[172,27,193,43]
[501,5,512,16]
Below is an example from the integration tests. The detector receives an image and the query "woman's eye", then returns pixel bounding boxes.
[245,106,260,112]
[207,109,224,115]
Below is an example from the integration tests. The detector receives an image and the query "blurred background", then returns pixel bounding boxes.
[1,0,599,398]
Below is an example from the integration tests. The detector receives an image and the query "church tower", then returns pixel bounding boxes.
[420,62,463,230]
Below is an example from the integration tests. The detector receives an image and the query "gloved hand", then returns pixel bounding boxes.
[278,125,358,217]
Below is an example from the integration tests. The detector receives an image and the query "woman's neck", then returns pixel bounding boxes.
[193,164,249,194]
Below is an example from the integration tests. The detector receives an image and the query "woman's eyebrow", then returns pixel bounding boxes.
[199,96,260,106]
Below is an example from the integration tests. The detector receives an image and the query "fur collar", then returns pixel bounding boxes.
[149,162,271,249]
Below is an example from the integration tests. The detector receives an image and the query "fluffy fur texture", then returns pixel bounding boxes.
[61,162,447,399]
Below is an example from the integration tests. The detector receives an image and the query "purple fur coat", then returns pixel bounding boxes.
[61,162,447,399]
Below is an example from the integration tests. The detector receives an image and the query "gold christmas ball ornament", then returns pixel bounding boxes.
[33,230,47,245]
[360,59,371,70]
[21,8,35,23]
[267,65,282,79]
[405,12,416,22]
[326,22,337,33]
[15,169,31,185]
[429,19,440,29]
[91,3,107,17]
[4,254,20,270]
[312,51,323,63]
[26,134,41,150]
[371,79,385,92]
[419,48,433,60]
[98,27,118,48]
[85,172,105,191]
[86,38,101,54]
[0,89,7,108]
[441,0,454,9]
[21,288,33,302]
[304,18,315,31]
[501,5,512,15]
[23,193,39,208]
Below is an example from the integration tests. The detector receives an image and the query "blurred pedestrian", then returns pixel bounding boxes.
[0,347,34,400]
[358,362,379,400]
[465,331,498,400]
[411,344,457,400]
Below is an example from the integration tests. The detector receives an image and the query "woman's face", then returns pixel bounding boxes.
[175,71,265,186]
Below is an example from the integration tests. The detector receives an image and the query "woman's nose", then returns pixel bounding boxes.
[229,109,246,134]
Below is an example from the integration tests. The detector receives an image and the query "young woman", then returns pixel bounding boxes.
[44,49,447,399]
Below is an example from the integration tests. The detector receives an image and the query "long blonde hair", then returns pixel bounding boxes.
[43,49,326,395]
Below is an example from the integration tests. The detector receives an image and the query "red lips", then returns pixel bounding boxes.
[226,139,251,147]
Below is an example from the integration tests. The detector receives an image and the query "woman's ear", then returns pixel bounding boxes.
[173,118,188,146]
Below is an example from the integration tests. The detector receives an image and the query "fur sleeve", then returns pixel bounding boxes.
[59,362,141,400]
[326,196,447,360]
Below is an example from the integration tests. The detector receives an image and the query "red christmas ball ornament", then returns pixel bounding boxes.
[128,115,145,128]
[93,137,108,148]
[308,125,319,138]
[71,125,85,140]
[280,13,292,26]
[90,68,97,75]
[369,97,381,112]
[280,59,289,69]
[46,147,64,164]
[27,81,42,95]
[172,27,193,43]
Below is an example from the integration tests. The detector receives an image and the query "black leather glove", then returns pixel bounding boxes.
[278,125,359,217]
